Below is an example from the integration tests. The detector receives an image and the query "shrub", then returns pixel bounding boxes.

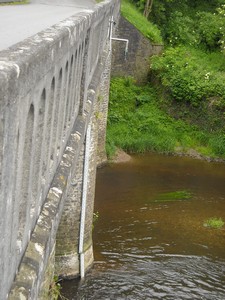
[196,11,225,51]
[165,11,198,47]
[150,46,225,106]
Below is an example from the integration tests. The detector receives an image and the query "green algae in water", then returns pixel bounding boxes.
[203,217,224,229]
[153,190,192,203]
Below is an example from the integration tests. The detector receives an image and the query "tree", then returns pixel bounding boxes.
[143,0,153,18]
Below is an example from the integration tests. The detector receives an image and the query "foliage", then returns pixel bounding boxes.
[0,0,28,5]
[164,12,197,47]
[203,217,224,229]
[150,46,225,107]
[130,0,225,51]
[92,211,99,230]
[108,77,175,155]
[217,4,225,53]
[154,5,225,50]
[121,0,162,44]
[197,9,225,51]
[107,77,225,159]
[109,1,225,161]
[49,276,68,300]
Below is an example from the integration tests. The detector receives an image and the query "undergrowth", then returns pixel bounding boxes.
[107,2,225,161]
[107,77,225,159]
[150,46,225,108]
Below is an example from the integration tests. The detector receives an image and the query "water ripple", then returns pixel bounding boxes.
[73,256,225,300]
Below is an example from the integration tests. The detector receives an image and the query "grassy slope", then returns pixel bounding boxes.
[106,1,225,161]
[121,0,162,44]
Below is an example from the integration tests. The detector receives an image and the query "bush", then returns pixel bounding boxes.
[197,11,225,51]
[165,11,198,47]
[150,46,225,106]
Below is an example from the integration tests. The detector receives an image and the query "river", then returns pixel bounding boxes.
[62,153,225,299]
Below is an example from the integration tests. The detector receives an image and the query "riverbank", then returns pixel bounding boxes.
[110,147,225,165]
[106,77,225,163]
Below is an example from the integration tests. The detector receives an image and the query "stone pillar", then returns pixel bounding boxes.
[54,142,85,278]
[55,109,98,278]
[38,245,56,300]
[82,110,99,270]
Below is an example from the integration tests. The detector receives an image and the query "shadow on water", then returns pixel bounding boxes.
[62,153,225,299]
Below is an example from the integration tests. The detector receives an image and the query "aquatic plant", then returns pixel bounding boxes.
[49,276,68,300]
[92,211,99,230]
[153,190,192,202]
[203,217,224,229]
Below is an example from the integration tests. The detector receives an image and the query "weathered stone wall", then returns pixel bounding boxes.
[111,15,163,83]
[97,48,112,166]
[38,244,56,300]
[0,0,120,299]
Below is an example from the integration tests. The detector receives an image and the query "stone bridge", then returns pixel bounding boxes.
[0,0,120,298]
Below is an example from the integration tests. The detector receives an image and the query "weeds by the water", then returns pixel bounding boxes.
[204,217,224,229]
[107,77,225,160]
[153,190,192,203]
[49,276,68,300]
[92,211,99,230]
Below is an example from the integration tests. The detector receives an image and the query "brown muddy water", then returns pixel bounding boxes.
[62,153,225,300]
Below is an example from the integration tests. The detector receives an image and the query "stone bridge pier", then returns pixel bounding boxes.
[0,0,120,299]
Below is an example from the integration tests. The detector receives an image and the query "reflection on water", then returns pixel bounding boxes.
[62,153,225,299]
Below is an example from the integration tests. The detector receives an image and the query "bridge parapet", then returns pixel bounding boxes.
[0,0,120,298]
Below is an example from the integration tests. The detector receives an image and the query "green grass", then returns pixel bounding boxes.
[0,0,29,5]
[203,217,224,229]
[107,77,225,159]
[121,0,163,44]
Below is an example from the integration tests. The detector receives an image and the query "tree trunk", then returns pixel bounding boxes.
[143,0,153,19]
